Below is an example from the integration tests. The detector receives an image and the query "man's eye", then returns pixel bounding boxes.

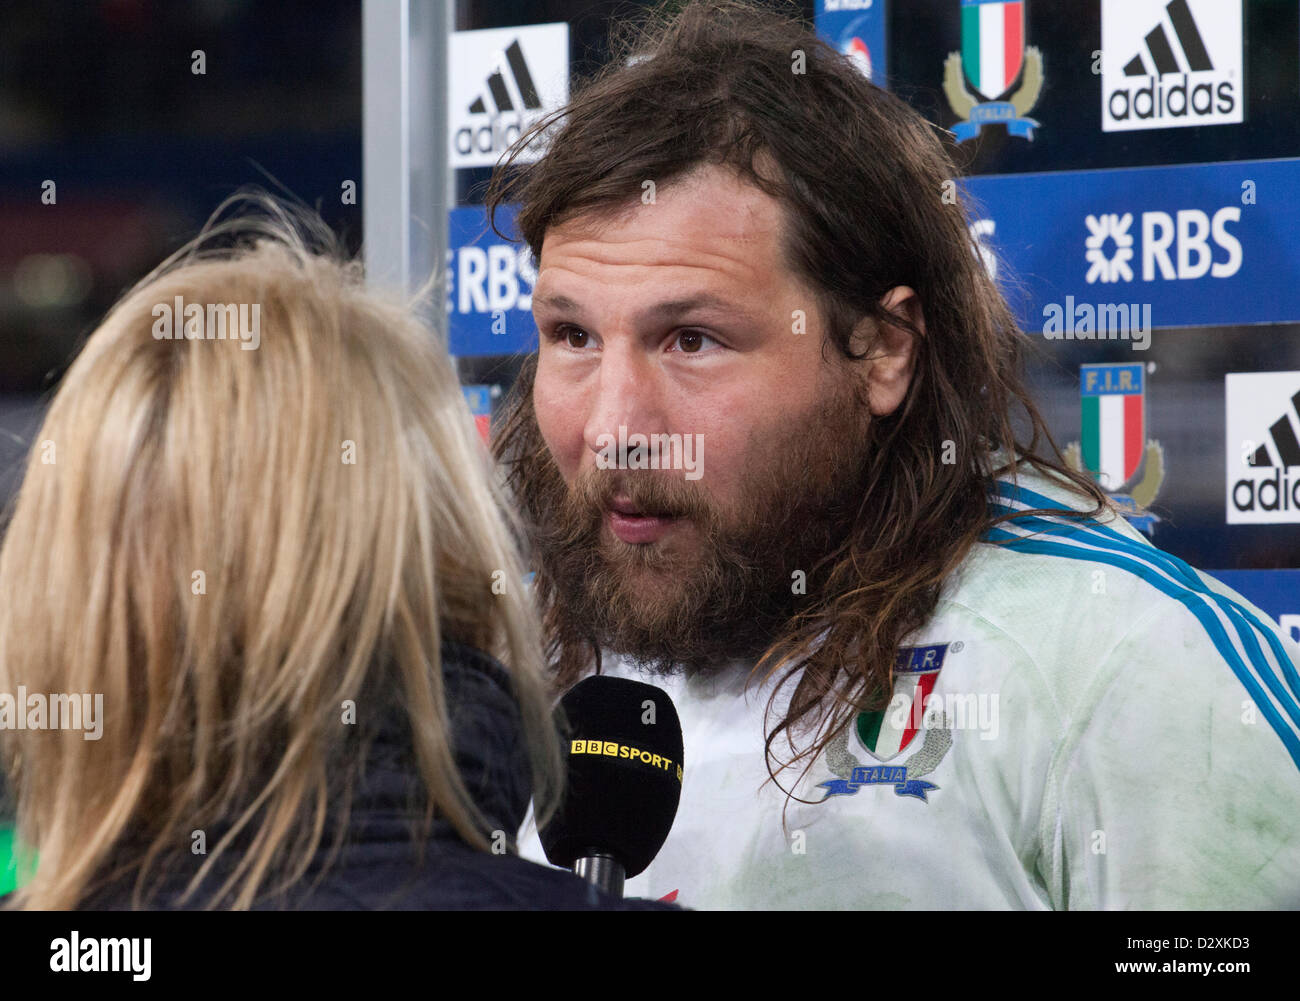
[553,325,592,349]
[671,330,721,353]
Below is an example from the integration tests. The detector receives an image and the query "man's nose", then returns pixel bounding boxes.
[582,344,665,459]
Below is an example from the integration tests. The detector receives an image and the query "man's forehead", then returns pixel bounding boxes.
[532,173,792,311]
[539,168,782,260]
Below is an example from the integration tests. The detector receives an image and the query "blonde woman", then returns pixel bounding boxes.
[0,201,653,910]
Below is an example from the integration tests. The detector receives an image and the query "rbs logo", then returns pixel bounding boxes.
[1085,207,1241,284]
[445,243,536,315]
[1140,207,1242,280]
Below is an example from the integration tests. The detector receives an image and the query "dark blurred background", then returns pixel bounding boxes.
[0,0,364,500]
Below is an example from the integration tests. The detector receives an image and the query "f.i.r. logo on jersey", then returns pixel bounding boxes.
[819,643,958,803]
[944,0,1043,142]
[1064,363,1165,532]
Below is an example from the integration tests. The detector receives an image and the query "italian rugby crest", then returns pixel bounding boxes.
[819,643,956,803]
[1063,362,1164,532]
[944,0,1043,142]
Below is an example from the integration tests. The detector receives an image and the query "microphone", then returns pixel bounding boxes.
[538,676,684,898]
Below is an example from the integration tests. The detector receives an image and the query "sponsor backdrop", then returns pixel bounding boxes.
[449,23,570,171]
[444,2,1300,642]
[819,0,1300,634]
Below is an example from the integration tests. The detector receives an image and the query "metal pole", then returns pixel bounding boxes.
[363,0,450,336]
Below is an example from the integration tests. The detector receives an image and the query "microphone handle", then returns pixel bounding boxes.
[572,852,625,898]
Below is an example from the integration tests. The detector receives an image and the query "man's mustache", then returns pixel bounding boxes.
[568,469,715,525]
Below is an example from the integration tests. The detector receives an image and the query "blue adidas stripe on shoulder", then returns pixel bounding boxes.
[985,479,1300,771]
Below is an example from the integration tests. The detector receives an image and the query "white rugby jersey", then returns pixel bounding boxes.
[519,466,1300,909]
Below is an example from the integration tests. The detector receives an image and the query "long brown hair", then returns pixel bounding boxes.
[487,0,1107,793]
[0,197,564,908]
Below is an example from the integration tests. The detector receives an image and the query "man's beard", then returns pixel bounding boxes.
[515,373,872,679]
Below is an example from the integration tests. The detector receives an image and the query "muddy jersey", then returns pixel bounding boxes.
[520,468,1300,909]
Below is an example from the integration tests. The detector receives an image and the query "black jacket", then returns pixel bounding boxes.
[73,640,674,910]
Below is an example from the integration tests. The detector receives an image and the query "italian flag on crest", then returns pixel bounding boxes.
[1080,362,1145,491]
[961,0,1025,100]
[856,670,940,762]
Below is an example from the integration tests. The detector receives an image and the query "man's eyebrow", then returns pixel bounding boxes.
[532,292,755,323]
[532,292,583,314]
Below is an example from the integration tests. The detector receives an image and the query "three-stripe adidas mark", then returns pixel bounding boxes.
[1122,0,1213,77]
[1246,389,1300,468]
[467,39,541,117]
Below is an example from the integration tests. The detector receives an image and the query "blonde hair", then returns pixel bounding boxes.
[0,197,562,909]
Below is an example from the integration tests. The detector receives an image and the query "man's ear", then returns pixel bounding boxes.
[849,286,923,417]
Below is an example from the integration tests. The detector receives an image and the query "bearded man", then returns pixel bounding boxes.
[489,0,1300,909]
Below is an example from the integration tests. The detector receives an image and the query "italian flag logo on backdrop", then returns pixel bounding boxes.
[961,0,1025,101]
[1080,363,1145,492]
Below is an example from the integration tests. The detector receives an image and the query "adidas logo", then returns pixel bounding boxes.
[450,23,569,168]
[466,39,541,117]
[1226,373,1300,524]
[1101,0,1242,133]
[456,38,540,158]
[1246,391,1300,468]
[1121,0,1213,77]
